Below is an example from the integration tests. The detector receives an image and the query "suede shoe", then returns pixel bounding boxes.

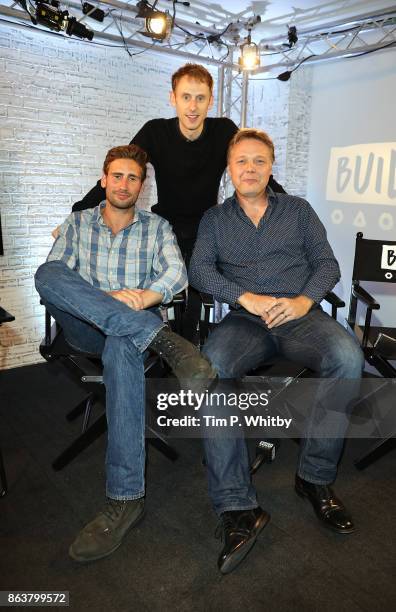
[69,497,145,562]
[149,326,217,392]
[295,474,355,534]
[216,507,270,574]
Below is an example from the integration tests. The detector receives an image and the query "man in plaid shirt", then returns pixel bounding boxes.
[35,144,216,563]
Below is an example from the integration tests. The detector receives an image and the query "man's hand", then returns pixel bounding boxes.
[263,295,314,328]
[237,292,278,317]
[52,226,60,239]
[107,288,164,310]
[108,288,145,310]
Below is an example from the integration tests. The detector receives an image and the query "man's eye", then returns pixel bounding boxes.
[129,176,137,182]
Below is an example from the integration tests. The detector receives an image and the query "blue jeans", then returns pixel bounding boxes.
[201,307,365,515]
[35,260,165,500]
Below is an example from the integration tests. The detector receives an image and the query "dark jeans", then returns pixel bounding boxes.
[35,261,164,501]
[201,307,365,516]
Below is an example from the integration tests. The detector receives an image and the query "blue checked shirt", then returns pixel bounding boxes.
[189,189,340,306]
[47,204,187,304]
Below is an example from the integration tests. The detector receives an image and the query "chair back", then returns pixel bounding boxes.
[352,232,396,284]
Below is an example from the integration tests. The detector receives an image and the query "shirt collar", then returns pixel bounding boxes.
[91,201,141,229]
[230,185,277,217]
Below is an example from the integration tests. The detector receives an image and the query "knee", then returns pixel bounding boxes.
[35,260,65,288]
[202,343,241,379]
[324,336,365,377]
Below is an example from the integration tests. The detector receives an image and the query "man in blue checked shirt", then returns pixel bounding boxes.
[35,144,216,563]
[190,129,365,575]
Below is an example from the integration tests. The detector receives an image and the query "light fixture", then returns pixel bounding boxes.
[145,11,172,40]
[239,32,260,70]
[136,0,172,41]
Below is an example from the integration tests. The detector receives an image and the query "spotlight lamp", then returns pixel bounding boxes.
[145,11,172,40]
[136,0,172,41]
[239,32,260,70]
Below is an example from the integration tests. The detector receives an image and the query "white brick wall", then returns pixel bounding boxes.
[0,24,194,369]
[0,22,310,370]
[249,66,313,197]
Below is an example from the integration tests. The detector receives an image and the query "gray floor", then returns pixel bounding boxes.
[1,363,395,612]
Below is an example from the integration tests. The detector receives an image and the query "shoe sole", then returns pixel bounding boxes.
[69,509,145,563]
[219,511,271,575]
[295,487,355,534]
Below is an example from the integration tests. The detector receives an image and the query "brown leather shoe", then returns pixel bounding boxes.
[69,498,145,562]
[295,474,355,534]
[217,507,270,574]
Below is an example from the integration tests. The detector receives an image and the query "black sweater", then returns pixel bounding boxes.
[72,117,285,241]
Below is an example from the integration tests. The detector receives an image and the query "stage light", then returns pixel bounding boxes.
[144,12,171,40]
[136,1,172,41]
[239,33,260,70]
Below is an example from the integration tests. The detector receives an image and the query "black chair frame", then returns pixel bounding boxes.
[347,232,396,469]
[40,294,185,471]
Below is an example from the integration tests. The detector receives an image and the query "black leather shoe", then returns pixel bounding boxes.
[295,474,355,534]
[216,507,270,574]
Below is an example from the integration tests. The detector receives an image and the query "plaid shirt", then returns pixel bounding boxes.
[47,204,187,304]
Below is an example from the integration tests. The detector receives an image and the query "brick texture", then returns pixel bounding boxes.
[0,24,311,369]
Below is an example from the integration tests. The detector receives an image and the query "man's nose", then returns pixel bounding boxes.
[120,177,129,189]
[189,98,197,111]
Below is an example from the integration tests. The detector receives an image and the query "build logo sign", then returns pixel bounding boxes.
[326,143,396,231]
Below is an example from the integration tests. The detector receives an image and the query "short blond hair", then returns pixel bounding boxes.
[227,128,275,163]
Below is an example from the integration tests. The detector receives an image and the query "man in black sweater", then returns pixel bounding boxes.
[70,63,284,340]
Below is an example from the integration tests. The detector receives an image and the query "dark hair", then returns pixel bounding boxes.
[103,144,148,181]
[227,128,275,163]
[171,63,213,93]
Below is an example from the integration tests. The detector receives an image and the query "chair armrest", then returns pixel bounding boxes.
[171,291,186,304]
[0,306,15,324]
[323,291,345,309]
[352,284,380,309]
[199,292,214,307]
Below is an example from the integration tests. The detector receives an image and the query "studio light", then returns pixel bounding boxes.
[239,33,260,70]
[136,0,172,41]
[16,0,94,40]
[145,11,172,40]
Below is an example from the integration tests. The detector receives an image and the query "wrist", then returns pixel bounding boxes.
[298,295,315,309]
[237,291,253,308]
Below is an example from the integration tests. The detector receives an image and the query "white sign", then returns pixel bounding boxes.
[381,245,396,270]
[326,143,396,205]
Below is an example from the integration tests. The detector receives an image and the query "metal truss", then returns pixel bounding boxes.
[0,0,240,68]
[216,59,246,202]
[0,2,395,72]
[255,8,396,74]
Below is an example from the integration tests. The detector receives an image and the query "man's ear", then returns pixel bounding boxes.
[208,93,214,109]
[170,89,176,108]
[100,173,107,189]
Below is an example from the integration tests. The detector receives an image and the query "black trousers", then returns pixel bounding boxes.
[178,237,202,343]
